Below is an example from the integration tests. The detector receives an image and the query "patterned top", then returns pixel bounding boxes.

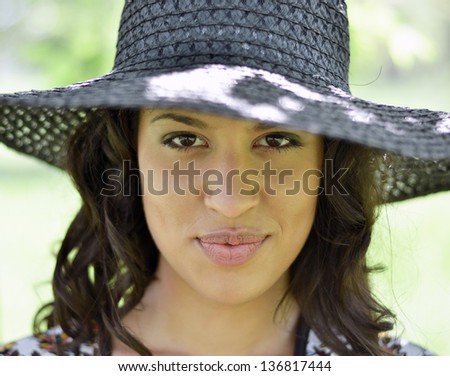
[0,326,434,356]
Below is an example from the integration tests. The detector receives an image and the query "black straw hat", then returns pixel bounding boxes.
[0,0,449,202]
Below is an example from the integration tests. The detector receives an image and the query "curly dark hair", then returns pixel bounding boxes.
[34,108,395,355]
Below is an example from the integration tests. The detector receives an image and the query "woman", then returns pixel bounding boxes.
[0,0,449,355]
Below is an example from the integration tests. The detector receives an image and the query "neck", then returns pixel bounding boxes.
[113,259,300,355]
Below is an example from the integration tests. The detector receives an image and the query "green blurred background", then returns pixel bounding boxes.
[0,0,449,354]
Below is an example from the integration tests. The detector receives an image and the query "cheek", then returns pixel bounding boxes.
[138,142,202,255]
[138,153,173,243]
[266,171,319,259]
[141,186,192,239]
[141,195,184,265]
[139,167,201,261]
[277,193,317,240]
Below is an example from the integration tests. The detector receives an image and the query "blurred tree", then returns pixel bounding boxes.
[347,0,450,111]
[348,0,449,72]
[0,0,122,90]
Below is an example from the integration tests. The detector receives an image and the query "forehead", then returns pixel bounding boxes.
[140,108,316,138]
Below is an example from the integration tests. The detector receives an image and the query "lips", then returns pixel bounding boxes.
[197,230,267,266]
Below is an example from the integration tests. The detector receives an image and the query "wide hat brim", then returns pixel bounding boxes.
[1,64,449,202]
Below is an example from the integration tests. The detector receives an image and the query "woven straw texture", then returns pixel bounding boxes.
[0,0,449,203]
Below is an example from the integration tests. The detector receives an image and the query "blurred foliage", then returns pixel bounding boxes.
[0,0,123,90]
[347,0,450,111]
[349,0,450,72]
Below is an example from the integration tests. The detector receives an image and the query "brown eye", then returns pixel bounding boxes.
[264,135,290,148]
[162,133,207,149]
[255,133,302,150]
[176,134,197,147]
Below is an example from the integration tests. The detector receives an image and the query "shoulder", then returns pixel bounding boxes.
[306,329,435,356]
[0,327,96,356]
[378,334,435,356]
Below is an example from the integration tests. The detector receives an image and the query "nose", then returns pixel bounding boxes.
[202,150,261,219]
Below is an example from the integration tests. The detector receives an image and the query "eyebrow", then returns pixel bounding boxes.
[151,113,207,129]
[150,112,276,131]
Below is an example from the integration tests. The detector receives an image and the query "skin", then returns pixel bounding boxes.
[113,108,324,355]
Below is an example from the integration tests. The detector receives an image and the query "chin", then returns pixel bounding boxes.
[194,276,276,306]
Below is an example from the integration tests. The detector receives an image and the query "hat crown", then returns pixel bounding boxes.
[113,0,350,91]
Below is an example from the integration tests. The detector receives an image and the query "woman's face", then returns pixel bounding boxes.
[137,108,323,305]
